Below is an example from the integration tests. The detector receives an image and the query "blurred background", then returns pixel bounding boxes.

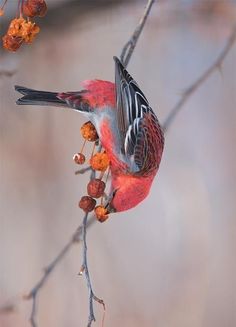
[0,0,236,326]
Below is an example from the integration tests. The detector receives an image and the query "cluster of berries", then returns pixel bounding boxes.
[74,121,110,223]
[1,0,47,51]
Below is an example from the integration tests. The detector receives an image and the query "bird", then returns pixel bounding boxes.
[15,56,164,213]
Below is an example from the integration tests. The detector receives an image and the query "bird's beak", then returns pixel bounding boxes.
[105,201,116,213]
[104,188,118,213]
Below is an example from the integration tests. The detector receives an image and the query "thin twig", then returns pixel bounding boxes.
[120,0,155,67]
[26,215,96,327]
[162,25,236,133]
[80,213,105,327]
[75,166,92,175]
[79,148,105,326]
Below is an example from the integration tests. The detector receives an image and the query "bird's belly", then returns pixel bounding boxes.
[92,110,128,170]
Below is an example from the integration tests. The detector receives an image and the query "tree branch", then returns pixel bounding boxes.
[26,215,96,327]
[80,213,105,327]
[162,25,236,133]
[120,0,155,67]
[75,166,92,175]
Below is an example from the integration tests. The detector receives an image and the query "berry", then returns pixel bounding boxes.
[90,152,109,171]
[81,121,98,142]
[73,153,86,165]
[87,179,106,198]
[22,0,47,18]
[2,34,23,51]
[94,205,109,223]
[79,196,96,213]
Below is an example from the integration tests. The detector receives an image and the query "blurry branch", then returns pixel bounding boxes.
[0,0,133,31]
[0,69,17,77]
[120,0,155,67]
[0,303,15,314]
[162,25,236,132]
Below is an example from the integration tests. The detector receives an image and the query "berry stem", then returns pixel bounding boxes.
[90,142,96,159]
[81,139,87,154]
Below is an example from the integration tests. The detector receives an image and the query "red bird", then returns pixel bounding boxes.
[15,57,164,213]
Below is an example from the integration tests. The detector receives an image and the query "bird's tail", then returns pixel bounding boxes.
[15,85,67,107]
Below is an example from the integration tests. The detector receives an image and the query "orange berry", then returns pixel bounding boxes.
[79,196,96,213]
[87,179,106,198]
[2,34,23,51]
[6,18,40,44]
[23,23,40,43]
[22,0,47,18]
[94,205,109,223]
[0,9,4,16]
[73,153,86,165]
[90,152,109,171]
[80,121,98,142]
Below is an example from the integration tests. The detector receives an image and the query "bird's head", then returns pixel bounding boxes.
[106,173,155,213]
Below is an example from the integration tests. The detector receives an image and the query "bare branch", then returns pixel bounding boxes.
[75,166,92,175]
[120,0,155,67]
[162,25,236,132]
[26,215,96,327]
[80,213,105,327]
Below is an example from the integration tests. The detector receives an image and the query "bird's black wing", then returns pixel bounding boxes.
[114,56,164,175]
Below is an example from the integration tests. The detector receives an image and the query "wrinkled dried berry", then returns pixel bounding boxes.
[2,34,23,51]
[22,0,47,18]
[90,152,109,171]
[80,121,98,142]
[79,196,96,212]
[87,179,106,198]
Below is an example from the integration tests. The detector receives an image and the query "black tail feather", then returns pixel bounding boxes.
[15,85,66,107]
